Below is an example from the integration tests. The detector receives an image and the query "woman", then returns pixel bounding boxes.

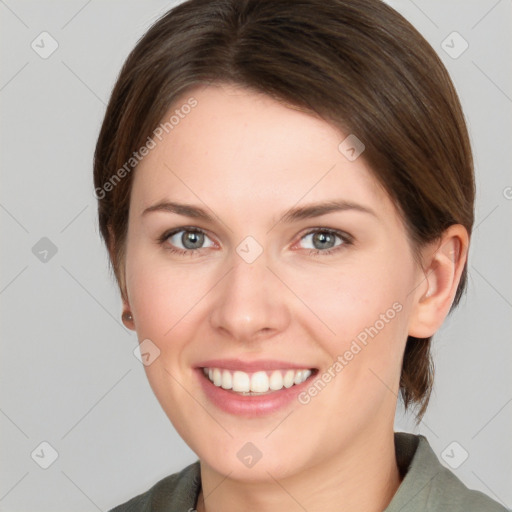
[94,0,507,510]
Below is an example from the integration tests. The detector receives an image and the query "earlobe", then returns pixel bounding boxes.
[408,225,469,338]
[122,307,136,330]
[121,293,136,330]
[107,224,134,331]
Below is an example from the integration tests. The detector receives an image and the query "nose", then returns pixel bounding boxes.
[209,254,291,343]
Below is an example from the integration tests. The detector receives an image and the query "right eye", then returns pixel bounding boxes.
[158,227,216,255]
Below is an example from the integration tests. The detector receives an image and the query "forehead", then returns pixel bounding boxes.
[131,83,393,220]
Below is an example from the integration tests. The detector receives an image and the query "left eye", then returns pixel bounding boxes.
[298,230,345,251]
[165,229,215,251]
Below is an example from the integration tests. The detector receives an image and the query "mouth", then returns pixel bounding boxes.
[194,359,319,418]
[194,358,319,416]
[201,367,317,396]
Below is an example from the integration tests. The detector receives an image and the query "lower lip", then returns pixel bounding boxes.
[196,368,316,417]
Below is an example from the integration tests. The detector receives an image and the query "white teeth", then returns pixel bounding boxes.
[203,367,313,393]
[269,370,283,390]
[250,371,269,392]
[233,371,250,392]
[213,368,222,387]
[221,370,232,390]
[283,369,295,388]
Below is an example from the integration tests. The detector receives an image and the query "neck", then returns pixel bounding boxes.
[196,426,401,512]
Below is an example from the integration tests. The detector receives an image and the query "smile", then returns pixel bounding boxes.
[202,367,314,395]
[196,359,319,416]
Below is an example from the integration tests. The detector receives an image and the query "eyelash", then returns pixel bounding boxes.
[157,227,353,257]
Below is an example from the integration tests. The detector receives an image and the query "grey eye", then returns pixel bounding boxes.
[168,230,214,250]
[300,231,343,251]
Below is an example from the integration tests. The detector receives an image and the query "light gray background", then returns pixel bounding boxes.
[1,1,511,511]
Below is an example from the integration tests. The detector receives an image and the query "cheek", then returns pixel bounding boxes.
[124,249,207,426]
[284,250,414,397]
[290,258,409,342]
[290,276,409,433]
[125,246,206,339]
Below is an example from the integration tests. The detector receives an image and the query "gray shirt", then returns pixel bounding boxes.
[109,432,508,511]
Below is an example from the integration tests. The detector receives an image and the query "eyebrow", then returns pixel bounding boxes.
[141,199,377,223]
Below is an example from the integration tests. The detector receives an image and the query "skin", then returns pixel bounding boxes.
[120,83,468,512]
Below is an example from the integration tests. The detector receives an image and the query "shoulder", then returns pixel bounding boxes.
[387,432,508,512]
[107,460,201,512]
[428,468,508,512]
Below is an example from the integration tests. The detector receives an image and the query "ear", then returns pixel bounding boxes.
[121,304,136,331]
[121,281,135,331]
[408,224,469,338]
[120,284,135,331]
[108,224,136,331]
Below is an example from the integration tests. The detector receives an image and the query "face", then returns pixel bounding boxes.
[123,83,424,481]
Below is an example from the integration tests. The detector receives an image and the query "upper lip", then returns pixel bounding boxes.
[196,359,317,372]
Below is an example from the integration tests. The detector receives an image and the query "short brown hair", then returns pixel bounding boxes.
[93,0,474,423]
